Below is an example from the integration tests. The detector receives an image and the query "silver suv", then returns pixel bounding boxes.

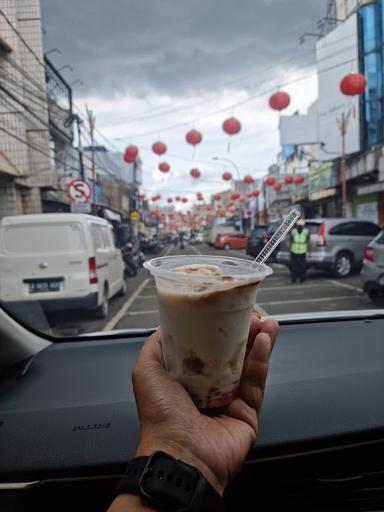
[277,218,381,278]
[361,229,384,301]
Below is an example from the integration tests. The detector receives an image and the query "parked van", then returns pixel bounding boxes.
[0,214,126,319]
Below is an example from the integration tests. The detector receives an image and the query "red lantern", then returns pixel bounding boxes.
[294,175,304,184]
[223,117,241,135]
[243,175,254,185]
[138,194,146,200]
[284,175,294,185]
[175,196,181,202]
[265,176,276,186]
[196,192,203,200]
[214,193,222,201]
[155,194,161,200]
[247,191,254,198]
[227,201,234,207]
[340,73,367,96]
[269,91,291,111]
[231,192,240,200]
[222,172,233,181]
[239,198,245,203]
[206,206,212,212]
[252,190,260,198]
[152,141,167,156]
[186,129,202,146]
[167,197,173,203]
[151,196,157,202]
[222,116,241,152]
[273,183,282,192]
[123,145,139,163]
[217,204,222,209]
[190,168,201,179]
[159,162,170,173]
[219,211,226,218]
[181,197,188,203]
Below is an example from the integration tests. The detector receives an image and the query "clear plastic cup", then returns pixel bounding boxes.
[144,255,272,408]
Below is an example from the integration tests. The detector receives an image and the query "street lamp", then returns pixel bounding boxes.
[212,156,241,180]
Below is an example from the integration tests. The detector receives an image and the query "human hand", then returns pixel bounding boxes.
[132,314,279,496]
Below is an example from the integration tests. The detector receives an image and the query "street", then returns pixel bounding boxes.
[46,243,383,337]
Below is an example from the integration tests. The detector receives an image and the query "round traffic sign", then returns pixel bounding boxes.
[67,179,92,203]
[130,210,140,222]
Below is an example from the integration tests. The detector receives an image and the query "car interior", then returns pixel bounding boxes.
[1,305,384,511]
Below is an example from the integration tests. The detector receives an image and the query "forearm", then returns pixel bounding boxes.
[107,493,158,512]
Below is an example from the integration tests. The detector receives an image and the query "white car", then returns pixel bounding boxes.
[0,213,126,319]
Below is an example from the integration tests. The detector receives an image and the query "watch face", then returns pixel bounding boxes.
[138,451,198,508]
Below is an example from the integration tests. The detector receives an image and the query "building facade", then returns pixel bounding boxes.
[0,0,78,220]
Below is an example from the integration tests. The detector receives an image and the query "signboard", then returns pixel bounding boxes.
[130,210,140,222]
[316,13,360,160]
[71,202,91,213]
[67,179,92,203]
[280,115,318,146]
[357,202,378,223]
[309,162,337,196]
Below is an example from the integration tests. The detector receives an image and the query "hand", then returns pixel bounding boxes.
[132,314,279,496]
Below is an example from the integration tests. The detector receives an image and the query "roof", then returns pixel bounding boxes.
[1,213,109,225]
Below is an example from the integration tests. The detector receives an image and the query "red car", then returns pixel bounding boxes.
[215,232,248,250]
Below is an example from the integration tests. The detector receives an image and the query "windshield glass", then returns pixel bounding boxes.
[0,0,383,338]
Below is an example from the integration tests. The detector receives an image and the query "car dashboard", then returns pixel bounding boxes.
[1,315,384,511]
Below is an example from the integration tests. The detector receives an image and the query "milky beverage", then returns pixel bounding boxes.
[144,256,272,408]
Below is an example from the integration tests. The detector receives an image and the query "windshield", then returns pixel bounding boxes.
[0,0,383,338]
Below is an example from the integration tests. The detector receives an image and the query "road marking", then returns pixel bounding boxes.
[253,304,268,316]
[189,244,202,255]
[259,295,360,306]
[326,279,363,293]
[137,295,157,299]
[127,309,159,316]
[103,278,150,331]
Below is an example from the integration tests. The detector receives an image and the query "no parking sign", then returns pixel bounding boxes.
[67,179,92,203]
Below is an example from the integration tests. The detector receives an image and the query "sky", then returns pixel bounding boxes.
[41,0,325,204]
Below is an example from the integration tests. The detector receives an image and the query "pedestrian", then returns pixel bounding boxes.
[289,218,310,284]
[108,314,279,512]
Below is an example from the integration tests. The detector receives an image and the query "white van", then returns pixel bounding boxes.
[0,213,126,319]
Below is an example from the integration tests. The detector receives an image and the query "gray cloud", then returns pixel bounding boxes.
[41,0,324,99]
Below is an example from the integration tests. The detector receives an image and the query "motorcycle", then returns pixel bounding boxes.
[121,242,139,277]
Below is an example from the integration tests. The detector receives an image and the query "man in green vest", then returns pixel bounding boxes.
[290,219,310,284]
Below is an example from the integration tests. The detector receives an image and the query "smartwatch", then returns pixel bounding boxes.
[116,451,226,511]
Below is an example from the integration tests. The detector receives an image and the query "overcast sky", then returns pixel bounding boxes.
[41,0,325,203]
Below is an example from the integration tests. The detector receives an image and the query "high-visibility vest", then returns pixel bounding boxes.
[291,228,309,255]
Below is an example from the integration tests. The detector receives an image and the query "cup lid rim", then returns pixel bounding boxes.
[143,255,273,282]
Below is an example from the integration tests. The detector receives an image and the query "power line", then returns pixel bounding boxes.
[114,53,358,141]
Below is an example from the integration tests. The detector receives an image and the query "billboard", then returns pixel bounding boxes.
[316,13,360,160]
[279,115,318,146]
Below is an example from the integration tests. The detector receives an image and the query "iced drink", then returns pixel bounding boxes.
[144,255,272,408]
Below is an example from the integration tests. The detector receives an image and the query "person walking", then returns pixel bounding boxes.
[289,219,310,284]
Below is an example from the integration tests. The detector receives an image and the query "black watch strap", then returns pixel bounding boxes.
[116,451,226,511]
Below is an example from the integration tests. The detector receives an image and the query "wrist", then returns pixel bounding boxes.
[136,439,226,496]
[108,493,158,512]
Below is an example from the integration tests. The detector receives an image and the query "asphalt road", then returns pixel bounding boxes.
[39,242,384,337]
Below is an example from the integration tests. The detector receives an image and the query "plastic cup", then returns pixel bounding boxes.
[144,255,272,408]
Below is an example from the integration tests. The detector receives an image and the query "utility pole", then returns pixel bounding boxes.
[74,114,85,179]
[337,110,351,218]
[86,105,96,214]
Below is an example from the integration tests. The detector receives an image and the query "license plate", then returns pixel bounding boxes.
[28,280,61,293]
